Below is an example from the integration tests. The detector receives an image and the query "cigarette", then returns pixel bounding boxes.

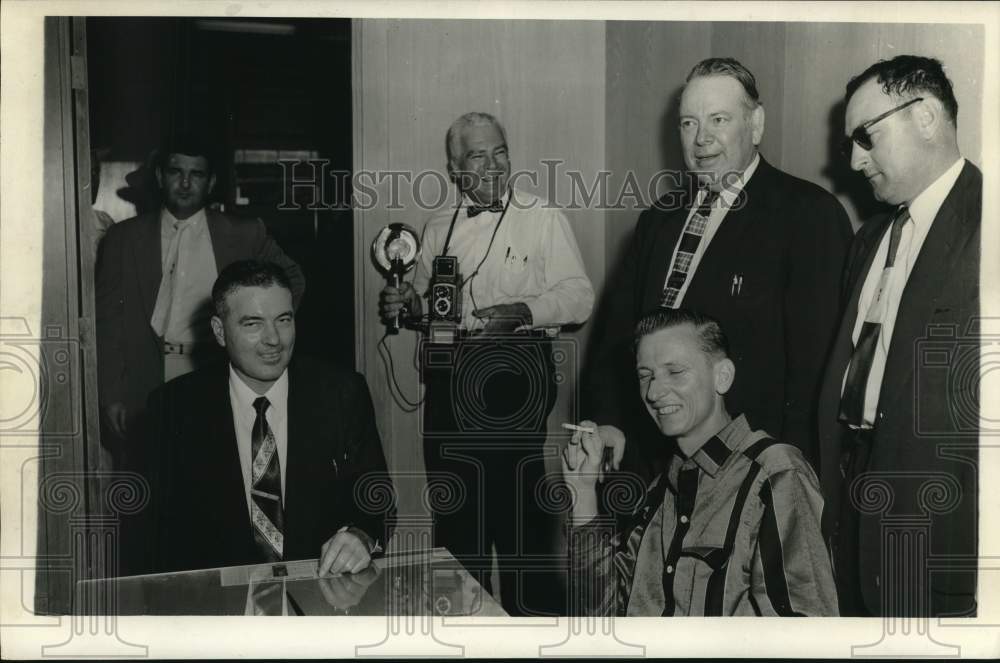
[561,422,595,434]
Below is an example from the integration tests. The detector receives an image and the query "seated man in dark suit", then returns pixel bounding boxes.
[137,260,393,577]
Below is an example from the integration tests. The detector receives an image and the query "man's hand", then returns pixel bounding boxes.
[318,529,372,576]
[379,282,422,323]
[472,302,532,335]
[317,564,380,611]
[104,402,128,439]
[561,421,626,525]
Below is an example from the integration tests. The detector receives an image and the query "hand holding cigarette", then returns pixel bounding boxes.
[561,421,625,477]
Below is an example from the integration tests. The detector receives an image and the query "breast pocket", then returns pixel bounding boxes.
[499,248,531,297]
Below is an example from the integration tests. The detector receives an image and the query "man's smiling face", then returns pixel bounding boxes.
[679,74,764,192]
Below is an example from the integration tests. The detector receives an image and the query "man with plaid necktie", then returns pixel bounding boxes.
[586,58,851,480]
[139,260,393,577]
[818,55,981,617]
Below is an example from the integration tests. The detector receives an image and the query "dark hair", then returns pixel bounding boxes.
[634,307,730,360]
[157,130,218,174]
[686,57,761,109]
[845,55,958,124]
[212,260,293,318]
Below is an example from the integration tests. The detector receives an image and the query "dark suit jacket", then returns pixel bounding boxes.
[817,161,981,617]
[95,209,306,440]
[587,156,851,469]
[133,357,395,575]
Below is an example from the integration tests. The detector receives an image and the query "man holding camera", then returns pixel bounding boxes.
[379,111,594,615]
[818,56,981,617]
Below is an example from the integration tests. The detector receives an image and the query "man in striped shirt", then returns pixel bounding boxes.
[563,308,837,616]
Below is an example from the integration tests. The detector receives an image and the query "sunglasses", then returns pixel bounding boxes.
[840,97,923,157]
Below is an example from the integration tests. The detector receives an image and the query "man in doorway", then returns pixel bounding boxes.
[379,111,594,615]
[565,307,837,616]
[96,131,305,454]
[139,260,391,578]
[818,55,980,617]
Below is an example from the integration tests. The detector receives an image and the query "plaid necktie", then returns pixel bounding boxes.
[660,190,719,308]
[250,396,284,561]
[838,206,911,427]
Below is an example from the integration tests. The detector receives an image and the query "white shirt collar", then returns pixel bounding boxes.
[712,152,760,206]
[462,188,510,211]
[906,158,965,232]
[228,365,289,416]
[161,205,207,230]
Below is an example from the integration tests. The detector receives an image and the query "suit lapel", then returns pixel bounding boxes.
[207,210,234,273]
[133,211,162,318]
[283,361,330,551]
[682,156,772,302]
[206,364,256,557]
[878,162,979,416]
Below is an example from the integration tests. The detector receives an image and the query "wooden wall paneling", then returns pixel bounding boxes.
[37,17,86,614]
[783,23,887,227]
[711,22,787,168]
[70,17,112,557]
[872,22,983,164]
[782,23,984,228]
[352,20,425,529]
[604,21,713,271]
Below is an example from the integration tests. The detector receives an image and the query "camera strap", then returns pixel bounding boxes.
[460,191,512,289]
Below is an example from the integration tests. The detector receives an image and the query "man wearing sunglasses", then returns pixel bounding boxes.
[818,55,981,617]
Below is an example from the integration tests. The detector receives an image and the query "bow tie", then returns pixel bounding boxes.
[467,201,504,217]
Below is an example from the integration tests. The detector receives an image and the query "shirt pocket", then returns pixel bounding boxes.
[498,247,531,297]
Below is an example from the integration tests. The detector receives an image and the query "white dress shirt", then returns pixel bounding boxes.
[412,187,594,332]
[844,157,965,427]
[228,366,290,515]
[159,207,217,344]
[664,153,761,306]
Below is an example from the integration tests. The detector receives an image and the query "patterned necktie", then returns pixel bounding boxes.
[467,201,504,217]
[250,396,284,561]
[660,190,719,308]
[838,206,911,427]
[150,218,190,336]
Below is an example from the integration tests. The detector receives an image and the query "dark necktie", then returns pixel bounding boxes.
[467,201,504,217]
[251,396,284,561]
[660,190,719,308]
[838,206,911,427]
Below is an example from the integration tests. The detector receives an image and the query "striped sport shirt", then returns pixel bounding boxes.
[568,415,838,616]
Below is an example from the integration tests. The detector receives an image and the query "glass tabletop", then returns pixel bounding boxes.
[76,547,507,616]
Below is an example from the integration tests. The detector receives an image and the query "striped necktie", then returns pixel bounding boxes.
[250,396,284,561]
[838,206,911,427]
[660,190,719,308]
